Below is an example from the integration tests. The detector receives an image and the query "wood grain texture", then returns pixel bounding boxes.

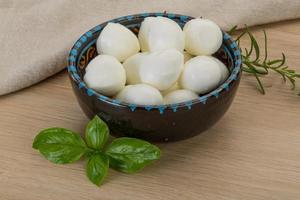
[0,20,300,200]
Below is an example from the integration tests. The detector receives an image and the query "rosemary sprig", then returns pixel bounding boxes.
[229,25,300,94]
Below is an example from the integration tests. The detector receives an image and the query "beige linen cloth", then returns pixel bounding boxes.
[0,0,299,95]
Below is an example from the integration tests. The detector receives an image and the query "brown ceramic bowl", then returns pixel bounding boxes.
[67,13,242,142]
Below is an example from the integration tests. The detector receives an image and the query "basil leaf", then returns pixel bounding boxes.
[85,116,109,150]
[32,128,87,164]
[105,137,161,173]
[86,153,109,186]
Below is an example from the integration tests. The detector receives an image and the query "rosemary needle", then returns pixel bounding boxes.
[230,25,300,94]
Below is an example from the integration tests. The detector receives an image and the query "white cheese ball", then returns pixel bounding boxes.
[123,53,148,85]
[97,23,140,62]
[212,57,229,83]
[139,49,184,90]
[180,56,222,94]
[83,55,126,96]
[164,89,198,104]
[138,17,185,52]
[184,18,223,56]
[115,84,163,105]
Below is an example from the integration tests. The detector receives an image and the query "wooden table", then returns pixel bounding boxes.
[1,20,300,200]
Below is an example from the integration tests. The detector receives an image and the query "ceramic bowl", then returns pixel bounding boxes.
[67,13,242,142]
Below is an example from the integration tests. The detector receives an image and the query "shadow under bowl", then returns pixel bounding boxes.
[67,13,242,142]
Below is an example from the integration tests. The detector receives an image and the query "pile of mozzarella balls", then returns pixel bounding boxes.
[84,17,228,106]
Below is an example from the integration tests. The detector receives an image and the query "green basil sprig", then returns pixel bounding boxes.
[32,116,161,186]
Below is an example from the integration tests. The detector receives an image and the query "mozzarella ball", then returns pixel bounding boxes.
[212,57,229,83]
[138,17,185,52]
[180,56,222,94]
[123,53,148,85]
[183,51,193,63]
[96,23,140,62]
[164,89,198,104]
[184,18,223,55]
[83,55,126,96]
[161,82,180,96]
[115,84,163,105]
[139,49,184,90]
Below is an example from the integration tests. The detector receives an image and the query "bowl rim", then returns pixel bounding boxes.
[67,12,242,113]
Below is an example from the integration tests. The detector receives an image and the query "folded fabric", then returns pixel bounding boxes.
[0,0,299,95]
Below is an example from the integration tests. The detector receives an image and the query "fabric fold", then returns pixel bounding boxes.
[0,0,299,95]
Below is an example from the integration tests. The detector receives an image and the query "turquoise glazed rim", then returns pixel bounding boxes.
[67,12,242,114]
